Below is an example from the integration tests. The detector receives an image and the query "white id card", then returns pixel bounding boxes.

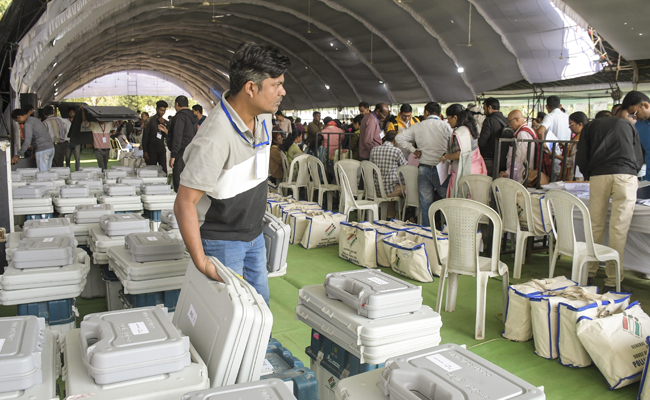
[379,130,385,140]
[255,147,267,179]
[102,137,107,143]
[156,133,162,140]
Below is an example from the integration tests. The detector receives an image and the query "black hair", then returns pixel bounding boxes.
[323,116,333,126]
[374,103,385,112]
[295,117,301,123]
[43,105,54,116]
[621,91,650,109]
[353,114,364,125]
[424,102,441,116]
[313,111,321,117]
[11,109,27,119]
[156,100,168,109]
[333,119,343,129]
[175,95,189,108]
[275,110,284,116]
[569,111,589,125]
[23,104,34,112]
[359,102,369,110]
[445,104,478,139]
[383,114,396,133]
[400,104,412,114]
[191,104,203,114]
[229,42,291,95]
[546,95,561,110]
[141,112,149,117]
[595,110,612,119]
[536,112,546,121]
[384,132,397,143]
[483,97,500,111]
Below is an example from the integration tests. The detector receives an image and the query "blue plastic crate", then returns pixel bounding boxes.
[25,213,54,220]
[100,265,119,282]
[306,329,383,377]
[16,298,75,326]
[78,245,91,255]
[115,211,141,214]
[262,338,318,400]
[119,289,180,312]
[143,209,161,222]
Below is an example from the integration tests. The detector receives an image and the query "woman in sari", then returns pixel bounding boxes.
[441,104,486,198]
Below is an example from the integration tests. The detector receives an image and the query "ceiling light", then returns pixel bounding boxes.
[346,40,352,45]
[640,33,644,36]
[53,81,58,86]
[379,80,384,84]
[227,49,235,54]
[305,66,308,70]
[451,20,454,23]
[325,85,330,90]
[52,39,56,46]
[625,22,628,25]
[57,74,62,78]
[330,42,334,47]
[457,67,464,73]
[52,62,57,67]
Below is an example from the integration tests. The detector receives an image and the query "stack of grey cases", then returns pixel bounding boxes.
[137,166,168,184]
[336,344,546,399]
[118,177,144,194]
[89,214,150,265]
[297,270,442,364]
[70,204,115,246]
[173,257,273,387]
[12,185,52,216]
[63,307,209,399]
[49,167,71,179]
[141,183,176,211]
[0,219,90,311]
[107,231,188,295]
[181,379,297,400]
[159,209,180,236]
[11,170,25,188]
[54,184,98,214]
[98,184,143,212]
[0,316,58,400]
[72,178,104,196]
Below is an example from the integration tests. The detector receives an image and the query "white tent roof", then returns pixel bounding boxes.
[11,0,636,111]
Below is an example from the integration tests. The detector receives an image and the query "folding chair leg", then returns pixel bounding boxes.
[548,241,559,279]
[513,233,527,279]
[475,273,489,340]
[615,259,621,292]
[436,267,448,313]
[327,191,334,211]
[445,273,459,312]
[502,270,509,321]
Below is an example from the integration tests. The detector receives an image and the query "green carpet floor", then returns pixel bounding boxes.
[5,149,650,398]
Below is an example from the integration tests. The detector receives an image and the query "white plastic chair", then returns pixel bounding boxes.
[360,161,402,220]
[334,159,365,209]
[545,190,621,291]
[277,154,310,200]
[279,151,289,183]
[429,198,509,340]
[397,165,420,224]
[491,178,551,280]
[307,155,339,210]
[458,174,493,206]
[336,163,378,222]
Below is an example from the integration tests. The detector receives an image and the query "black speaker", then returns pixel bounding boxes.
[19,93,38,118]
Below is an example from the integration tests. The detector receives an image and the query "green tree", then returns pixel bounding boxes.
[64,95,199,116]
[0,0,12,20]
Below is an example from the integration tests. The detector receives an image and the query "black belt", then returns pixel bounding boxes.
[419,164,437,169]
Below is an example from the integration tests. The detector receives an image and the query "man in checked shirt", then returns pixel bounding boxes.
[369,131,408,219]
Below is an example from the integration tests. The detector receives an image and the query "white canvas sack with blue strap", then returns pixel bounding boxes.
[558,292,631,368]
[517,193,552,234]
[577,302,650,389]
[338,222,378,269]
[301,212,348,249]
[530,285,598,359]
[373,222,413,268]
[383,235,433,283]
[287,209,325,245]
[503,276,577,342]
[278,202,321,222]
[637,337,650,400]
[406,227,448,277]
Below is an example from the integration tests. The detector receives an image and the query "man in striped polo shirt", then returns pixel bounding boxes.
[175,43,290,303]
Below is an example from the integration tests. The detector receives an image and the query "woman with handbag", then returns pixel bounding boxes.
[441,104,487,198]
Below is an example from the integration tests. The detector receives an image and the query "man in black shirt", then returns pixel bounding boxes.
[478,97,508,177]
[142,100,168,173]
[160,95,198,191]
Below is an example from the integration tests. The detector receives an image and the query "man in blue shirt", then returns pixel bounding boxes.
[636,119,650,181]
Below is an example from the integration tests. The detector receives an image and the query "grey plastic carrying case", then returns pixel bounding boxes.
[79,307,191,384]
[136,168,160,178]
[104,183,136,196]
[60,184,90,198]
[108,246,189,281]
[124,232,185,262]
[16,168,38,178]
[105,169,128,179]
[49,166,71,178]
[160,210,178,228]
[0,316,47,392]
[181,379,296,400]
[381,344,546,400]
[80,167,102,173]
[28,180,56,190]
[118,177,144,187]
[34,171,58,180]
[11,171,21,181]
[75,204,114,224]
[100,214,150,237]
[12,236,74,268]
[140,183,172,195]
[324,270,423,318]
[263,212,290,274]
[23,217,75,239]
[70,171,95,180]
[13,185,47,199]
[75,178,103,190]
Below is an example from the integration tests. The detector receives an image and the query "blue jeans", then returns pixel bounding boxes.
[202,233,269,304]
[418,165,447,227]
[35,148,55,171]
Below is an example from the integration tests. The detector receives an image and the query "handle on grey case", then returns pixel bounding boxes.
[207,256,239,287]
[384,369,439,400]
[326,277,366,310]
[79,319,106,360]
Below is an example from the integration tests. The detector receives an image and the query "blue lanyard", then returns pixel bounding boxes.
[371,112,384,131]
[220,97,269,147]
[427,116,440,120]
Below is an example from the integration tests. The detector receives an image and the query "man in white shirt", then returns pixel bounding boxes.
[537,96,570,178]
[275,111,291,136]
[396,102,452,226]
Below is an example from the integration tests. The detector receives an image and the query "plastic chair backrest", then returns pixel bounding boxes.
[336,163,360,210]
[360,161,388,201]
[458,174,492,206]
[397,165,418,207]
[279,150,289,182]
[429,198,503,274]
[335,160,361,196]
[287,154,310,186]
[491,178,534,234]
[545,190,595,257]
[307,156,329,190]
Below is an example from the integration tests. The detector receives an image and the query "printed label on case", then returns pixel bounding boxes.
[260,359,275,376]
[367,277,389,285]
[147,237,158,241]
[188,304,198,327]
[0,339,5,352]
[128,322,149,335]
[426,354,462,372]
[43,238,54,242]
[123,216,131,219]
